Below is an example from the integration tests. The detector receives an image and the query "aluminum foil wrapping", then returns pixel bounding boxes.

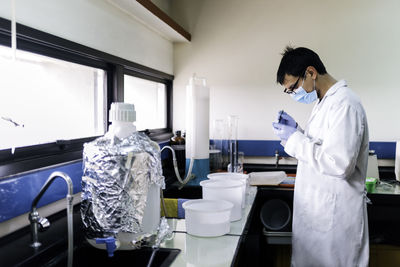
[81,131,167,245]
[130,216,173,249]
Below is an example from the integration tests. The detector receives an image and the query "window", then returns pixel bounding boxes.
[0,46,107,151]
[124,75,167,131]
[0,17,174,177]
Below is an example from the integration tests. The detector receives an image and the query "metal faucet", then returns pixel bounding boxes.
[29,171,74,267]
[275,150,282,168]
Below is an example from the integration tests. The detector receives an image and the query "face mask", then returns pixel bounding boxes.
[291,76,317,104]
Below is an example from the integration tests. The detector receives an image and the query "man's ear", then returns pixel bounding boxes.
[306,66,318,79]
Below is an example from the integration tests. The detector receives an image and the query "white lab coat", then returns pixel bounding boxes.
[284,80,369,267]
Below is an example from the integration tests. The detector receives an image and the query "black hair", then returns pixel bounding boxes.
[276,46,327,85]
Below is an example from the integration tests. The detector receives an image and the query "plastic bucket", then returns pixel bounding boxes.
[200,179,243,221]
[185,232,235,265]
[207,173,248,208]
[182,199,233,237]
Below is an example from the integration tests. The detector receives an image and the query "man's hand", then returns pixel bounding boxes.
[277,110,297,128]
[272,122,297,141]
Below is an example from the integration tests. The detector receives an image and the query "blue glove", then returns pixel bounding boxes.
[272,122,297,141]
[277,110,297,128]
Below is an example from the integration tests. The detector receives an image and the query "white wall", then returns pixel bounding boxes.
[0,0,173,74]
[171,0,400,141]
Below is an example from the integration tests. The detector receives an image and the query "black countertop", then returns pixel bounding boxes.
[0,205,180,267]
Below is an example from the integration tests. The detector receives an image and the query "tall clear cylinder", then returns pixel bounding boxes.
[185,75,210,184]
[227,115,239,173]
[210,119,224,172]
[396,141,400,182]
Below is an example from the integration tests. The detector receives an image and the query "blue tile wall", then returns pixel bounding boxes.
[0,161,83,223]
[212,140,395,159]
[369,141,396,159]
[0,140,394,223]
[0,141,170,223]
[237,140,290,157]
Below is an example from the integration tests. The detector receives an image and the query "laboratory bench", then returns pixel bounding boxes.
[0,206,180,267]
[1,178,400,267]
[366,180,400,245]
[367,180,400,267]
[161,186,257,267]
[233,179,400,267]
[0,185,257,267]
[163,179,400,266]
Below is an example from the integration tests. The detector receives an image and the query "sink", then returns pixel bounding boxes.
[24,239,180,267]
[0,208,180,267]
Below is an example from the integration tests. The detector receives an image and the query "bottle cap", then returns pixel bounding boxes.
[109,102,136,123]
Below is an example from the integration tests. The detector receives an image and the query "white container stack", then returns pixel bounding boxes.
[200,179,244,221]
[207,173,249,208]
[183,172,250,236]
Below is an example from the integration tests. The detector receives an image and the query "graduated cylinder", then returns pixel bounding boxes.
[185,75,210,184]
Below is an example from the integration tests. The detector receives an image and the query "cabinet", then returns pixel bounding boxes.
[370,244,400,267]
[234,185,400,266]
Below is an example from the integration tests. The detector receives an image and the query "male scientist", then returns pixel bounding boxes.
[272,46,369,266]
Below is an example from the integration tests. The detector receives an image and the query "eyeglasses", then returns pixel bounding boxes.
[283,76,301,95]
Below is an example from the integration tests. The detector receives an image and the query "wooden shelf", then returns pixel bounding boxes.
[108,0,191,42]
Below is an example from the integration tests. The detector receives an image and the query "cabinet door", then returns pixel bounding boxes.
[370,244,400,267]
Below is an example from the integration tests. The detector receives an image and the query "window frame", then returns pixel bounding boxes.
[123,68,173,136]
[0,17,174,178]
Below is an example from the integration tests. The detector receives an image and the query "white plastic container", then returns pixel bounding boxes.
[207,173,248,208]
[85,102,161,251]
[185,233,236,266]
[182,199,233,237]
[200,179,243,221]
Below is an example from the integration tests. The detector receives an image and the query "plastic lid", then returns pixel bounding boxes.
[200,179,243,188]
[109,102,136,122]
[182,199,233,212]
[207,172,248,180]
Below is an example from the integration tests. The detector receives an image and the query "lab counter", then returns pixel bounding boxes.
[367,180,400,247]
[232,179,400,266]
[0,186,257,267]
[370,180,400,195]
[162,180,400,266]
[161,186,257,267]
[1,180,399,267]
